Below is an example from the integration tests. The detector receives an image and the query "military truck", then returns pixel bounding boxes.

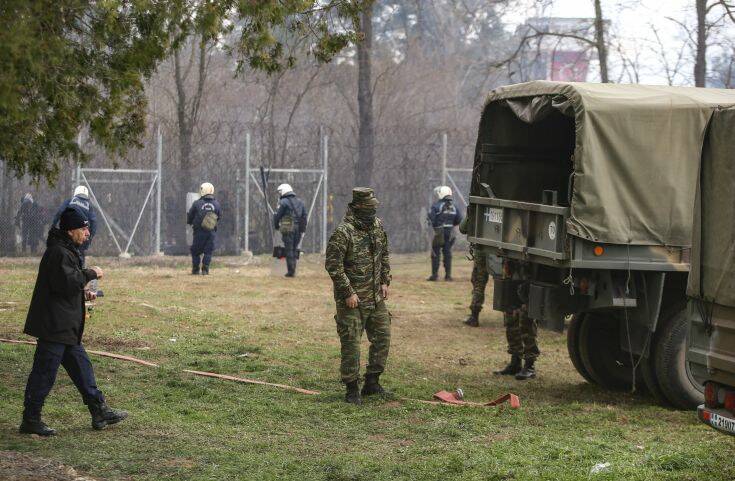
[686,106,735,433]
[466,81,735,409]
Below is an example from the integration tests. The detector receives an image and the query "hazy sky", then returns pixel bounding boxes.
[504,0,718,85]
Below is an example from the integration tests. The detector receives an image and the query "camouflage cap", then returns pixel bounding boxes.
[350,187,379,208]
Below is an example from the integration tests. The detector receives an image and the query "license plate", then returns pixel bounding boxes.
[711,412,735,435]
[484,207,503,224]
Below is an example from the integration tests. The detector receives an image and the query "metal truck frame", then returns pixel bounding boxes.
[467,81,735,409]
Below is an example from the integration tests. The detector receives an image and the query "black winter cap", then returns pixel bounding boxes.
[59,207,89,231]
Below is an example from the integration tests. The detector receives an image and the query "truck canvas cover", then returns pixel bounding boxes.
[473,81,735,246]
[687,106,735,306]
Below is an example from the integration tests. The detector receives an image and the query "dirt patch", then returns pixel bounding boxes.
[84,335,150,350]
[0,450,98,481]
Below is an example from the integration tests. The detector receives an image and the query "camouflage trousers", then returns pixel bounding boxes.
[504,308,540,361]
[469,253,490,313]
[334,301,391,383]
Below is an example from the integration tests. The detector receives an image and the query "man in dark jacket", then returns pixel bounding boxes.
[273,183,308,277]
[187,182,222,275]
[427,186,463,281]
[52,185,97,266]
[20,208,128,436]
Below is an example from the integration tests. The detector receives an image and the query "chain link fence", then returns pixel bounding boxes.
[0,124,475,258]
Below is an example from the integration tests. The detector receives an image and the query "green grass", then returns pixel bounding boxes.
[1,254,733,480]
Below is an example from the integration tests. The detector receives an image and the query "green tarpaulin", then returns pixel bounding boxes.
[477,81,735,246]
[687,107,735,306]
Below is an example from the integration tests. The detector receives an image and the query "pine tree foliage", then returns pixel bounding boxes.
[0,0,364,183]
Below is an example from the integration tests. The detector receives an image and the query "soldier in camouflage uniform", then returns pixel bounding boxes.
[493,260,540,380]
[325,188,392,405]
[459,216,488,327]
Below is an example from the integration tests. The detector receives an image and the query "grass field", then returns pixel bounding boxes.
[1,253,733,480]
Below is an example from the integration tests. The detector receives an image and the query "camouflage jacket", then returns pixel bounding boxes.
[325,210,391,308]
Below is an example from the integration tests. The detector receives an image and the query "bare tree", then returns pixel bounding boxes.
[355,4,375,187]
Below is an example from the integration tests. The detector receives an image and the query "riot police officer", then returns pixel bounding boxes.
[273,183,308,277]
[187,182,222,275]
[427,186,462,281]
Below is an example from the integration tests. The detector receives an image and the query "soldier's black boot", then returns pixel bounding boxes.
[191,265,200,275]
[88,401,128,430]
[493,355,522,376]
[515,359,537,380]
[201,265,209,275]
[19,410,56,436]
[444,257,453,281]
[361,373,389,396]
[464,308,480,327]
[345,380,362,405]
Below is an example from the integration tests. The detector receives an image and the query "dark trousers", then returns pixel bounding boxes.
[23,340,105,417]
[191,230,215,267]
[282,232,299,275]
[431,228,455,277]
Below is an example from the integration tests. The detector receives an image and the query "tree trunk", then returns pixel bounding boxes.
[593,0,609,83]
[355,5,375,187]
[695,0,707,87]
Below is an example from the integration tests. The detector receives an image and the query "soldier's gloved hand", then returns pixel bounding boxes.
[85,290,97,301]
[381,284,389,300]
[345,294,359,308]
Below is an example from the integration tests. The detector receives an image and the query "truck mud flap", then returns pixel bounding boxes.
[528,283,579,332]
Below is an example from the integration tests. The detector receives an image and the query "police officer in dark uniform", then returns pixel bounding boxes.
[187,182,222,275]
[20,208,127,436]
[53,185,97,266]
[274,183,308,277]
[15,193,45,254]
[427,186,462,281]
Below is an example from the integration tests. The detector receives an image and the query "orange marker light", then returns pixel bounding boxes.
[593,246,604,256]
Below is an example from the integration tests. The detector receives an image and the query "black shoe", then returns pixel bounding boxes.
[427,275,438,281]
[285,272,294,277]
[464,315,479,327]
[88,402,128,430]
[201,266,209,275]
[192,266,200,275]
[19,415,56,436]
[345,380,362,405]
[493,355,522,376]
[361,373,390,396]
[515,360,537,380]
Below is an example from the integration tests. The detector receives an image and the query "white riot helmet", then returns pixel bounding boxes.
[74,185,89,199]
[199,182,215,196]
[277,183,294,197]
[433,186,443,199]
[439,186,453,199]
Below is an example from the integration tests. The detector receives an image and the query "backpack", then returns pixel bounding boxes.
[199,202,219,231]
[278,197,300,234]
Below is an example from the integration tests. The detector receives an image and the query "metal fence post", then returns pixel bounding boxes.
[155,125,163,255]
[441,132,448,186]
[244,132,250,253]
[235,167,241,255]
[322,134,328,254]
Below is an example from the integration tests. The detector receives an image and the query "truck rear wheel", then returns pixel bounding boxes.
[578,312,635,391]
[653,309,704,409]
[566,314,596,384]
[639,354,669,406]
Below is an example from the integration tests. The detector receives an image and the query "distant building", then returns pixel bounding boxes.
[513,17,604,82]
